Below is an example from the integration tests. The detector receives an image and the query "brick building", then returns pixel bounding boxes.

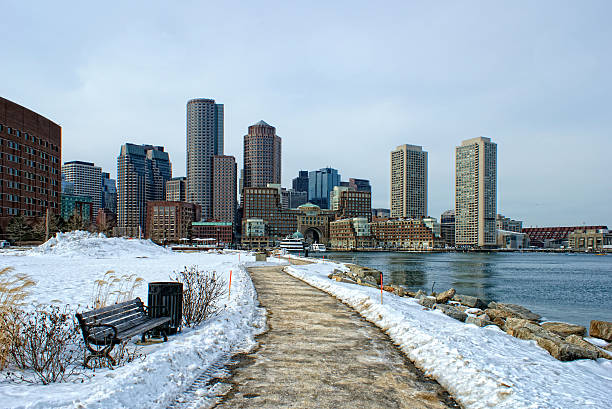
[523,225,607,248]
[191,221,233,247]
[212,155,237,224]
[370,219,436,250]
[243,120,281,189]
[337,190,371,221]
[329,217,373,250]
[145,201,200,243]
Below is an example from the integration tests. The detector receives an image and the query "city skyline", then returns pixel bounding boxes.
[1,2,610,227]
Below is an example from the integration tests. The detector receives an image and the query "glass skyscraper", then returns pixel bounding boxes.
[308,167,340,209]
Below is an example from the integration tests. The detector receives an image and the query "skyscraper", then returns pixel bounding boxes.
[348,178,371,192]
[390,144,428,219]
[308,167,340,209]
[292,170,309,192]
[212,155,237,224]
[455,137,497,248]
[243,120,281,190]
[117,144,171,236]
[101,172,117,214]
[166,177,187,202]
[62,161,102,217]
[186,98,223,220]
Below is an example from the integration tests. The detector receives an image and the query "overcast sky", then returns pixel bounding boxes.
[1,1,610,227]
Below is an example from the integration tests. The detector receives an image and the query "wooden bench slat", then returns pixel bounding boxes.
[79,298,142,320]
[118,317,171,339]
[80,302,144,324]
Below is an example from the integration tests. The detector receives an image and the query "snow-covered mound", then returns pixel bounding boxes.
[27,230,171,258]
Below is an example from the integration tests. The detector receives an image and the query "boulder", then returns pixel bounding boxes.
[487,302,541,321]
[566,335,612,360]
[493,317,506,329]
[589,320,612,342]
[465,315,494,327]
[435,304,467,322]
[453,294,487,309]
[415,289,426,299]
[541,322,586,338]
[418,296,436,309]
[485,308,516,321]
[505,318,597,361]
[405,290,417,298]
[435,288,456,304]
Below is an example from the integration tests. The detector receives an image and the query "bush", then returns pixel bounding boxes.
[172,266,227,327]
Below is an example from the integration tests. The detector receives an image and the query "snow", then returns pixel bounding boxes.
[0,232,278,409]
[286,261,612,409]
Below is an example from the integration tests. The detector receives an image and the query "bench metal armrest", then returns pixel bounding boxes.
[89,323,118,340]
[144,305,168,316]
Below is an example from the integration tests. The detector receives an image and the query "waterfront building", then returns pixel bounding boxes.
[455,137,497,248]
[567,228,612,252]
[0,97,61,232]
[145,200,200,243]
[372,208,391,220]
[62,161,102,217]
[390,144,427,219]
[496,214,522,233]
[102,172,117,214]
[186,98,224,220]
[337,190,372,221]
[423,217,441,238]
[523,225,608,248]
[243,120,281,190]
[348,178,371,192]
[166,177,186,202]
[330,186,351,211]
[117,144,171,237]
[440,209,455,247]
[292,170,309,193]
[329,217,373,250]
[241,218,269,249]
[61,194,93,223]
[308,167,340,209]
[370,219,436,250]
[212,155,237,224]
[191,221,233,246]
[497,230,530,249]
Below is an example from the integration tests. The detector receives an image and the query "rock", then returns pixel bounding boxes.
[453,294,487,309]
[487,302,541,321]
[541,322,586,338]
[465,315,495,327]
[415,289,426,299]
[390,285,405,297]
[505,318,597,361]
[405,290,417,298]
[493,317,506,329]
[418,296,436,309]
[485,308,516,321]
[435,288,456,304]
[434,304,467,322]
[590,320,612,342]
[566,335,612,360]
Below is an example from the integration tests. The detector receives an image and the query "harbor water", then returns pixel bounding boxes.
[311,251,612,329]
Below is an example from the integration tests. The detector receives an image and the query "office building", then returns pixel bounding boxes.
[166,177,186,202]
[212,155,237,224]
[186,98,224,220]
[101,172,117,214]
[308,167,340,209]
[117,144,171,236]
[348,178,371,192]
[337,190,372,221]
[370,219,436,250]
[292,170,309,192]
[372,208,391,220]
[191,221,233,246]
[440,209,455,247]
[61,194,93,223]
[329,218,373,250]
[496,214,523,233]
[62,161,102,216]
[567,228,612,252]
[146,201,200,243]
[455,137,497,248]
[390,144,427,219]
[243,120,281,190]
[0,97,61,231]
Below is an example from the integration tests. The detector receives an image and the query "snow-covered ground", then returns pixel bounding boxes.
[0,232,285,409]
[286,260,612,409]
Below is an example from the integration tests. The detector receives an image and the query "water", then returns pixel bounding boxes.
[311,251,612,329]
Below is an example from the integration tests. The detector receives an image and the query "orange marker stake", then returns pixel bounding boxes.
[228,270,232,299]
[238,253,240,263]
[380,273,383,304]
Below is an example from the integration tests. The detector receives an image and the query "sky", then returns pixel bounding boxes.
[1,1,610,227]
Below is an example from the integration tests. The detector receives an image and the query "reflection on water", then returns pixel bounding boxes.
[311,251,612,329]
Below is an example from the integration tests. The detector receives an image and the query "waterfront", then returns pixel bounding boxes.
[311,252,612,329]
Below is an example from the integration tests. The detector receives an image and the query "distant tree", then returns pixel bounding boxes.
[7,215,33,245]
[66,213,88,232]
[32,214,63,241]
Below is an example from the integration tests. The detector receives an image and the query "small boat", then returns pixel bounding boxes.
[279,232,306,253]
[310,243,327,252]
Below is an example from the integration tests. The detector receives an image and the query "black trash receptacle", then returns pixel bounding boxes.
[148,282,183,335]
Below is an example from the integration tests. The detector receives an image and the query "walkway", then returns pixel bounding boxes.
[215,265,458,409]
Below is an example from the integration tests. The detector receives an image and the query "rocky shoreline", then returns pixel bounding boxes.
[329,263,612,362]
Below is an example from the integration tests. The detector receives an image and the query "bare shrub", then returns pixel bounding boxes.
[85,340,146,370]
[172,266,227,327]
[5,305,83,384]
[91,270,144,308]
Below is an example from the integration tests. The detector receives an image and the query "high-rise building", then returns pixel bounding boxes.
[186,98,223,220]
[243,120,281,190]
[62,161,102,216]
[166,177,186,202]
[292,170,309,192]
[440,209,455,247]
[455,137,497,248]
[212,155,237,224]
[308,167,340,209]
[348,178,371,192]
[117,144,171,236]
[0,97,61,230]
[337,190,372,221]
[101,172,117,214]
[390,144,428,219]
[496,214,523,233]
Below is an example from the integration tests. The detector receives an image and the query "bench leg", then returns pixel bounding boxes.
[84,343,116,369]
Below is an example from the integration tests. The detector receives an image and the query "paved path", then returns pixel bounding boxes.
[215,265,458,409]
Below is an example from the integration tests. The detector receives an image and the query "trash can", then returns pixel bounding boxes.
[148,282,183,335]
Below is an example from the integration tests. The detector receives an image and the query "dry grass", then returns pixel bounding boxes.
[0,267,36,369]
[91,271,144,308]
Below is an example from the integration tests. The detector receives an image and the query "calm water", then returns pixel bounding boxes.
[311,252,612,329]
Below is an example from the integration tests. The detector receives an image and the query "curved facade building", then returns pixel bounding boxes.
[186,98,223,220]
[243,120,281,190]
[0,97,61,233]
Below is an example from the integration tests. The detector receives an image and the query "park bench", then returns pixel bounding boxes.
[76,297,171,368]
